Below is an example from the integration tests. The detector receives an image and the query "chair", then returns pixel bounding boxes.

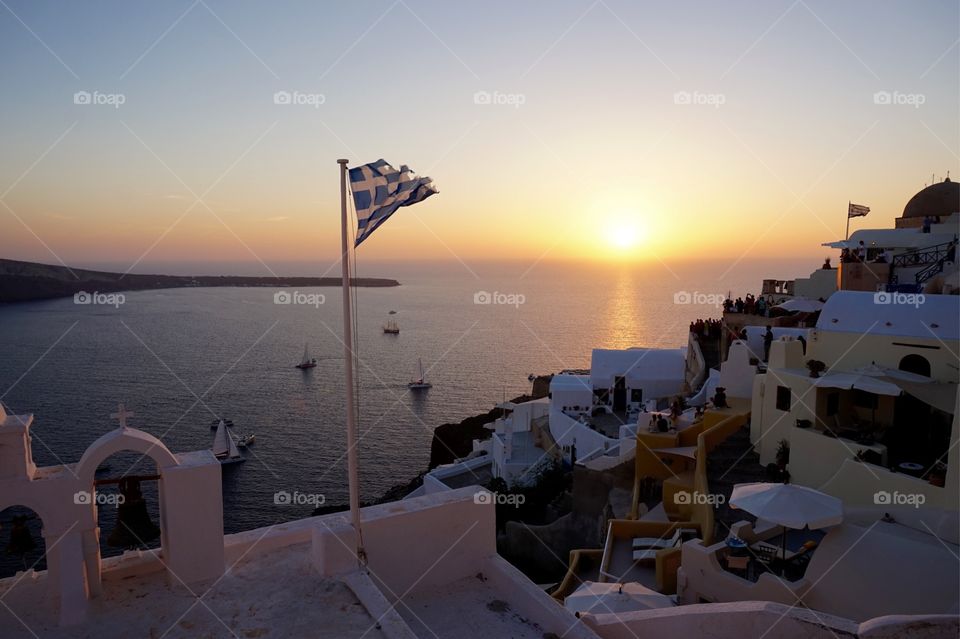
[752,542,777,565]
[633,529,681,550]
[632,548,660,562]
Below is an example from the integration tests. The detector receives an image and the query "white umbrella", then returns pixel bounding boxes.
[564,581,673,615]
[853,363,932,383]
[774,298,824,313]
[730,483,842,530]
[812,372,902,396]
[730,483,843,562]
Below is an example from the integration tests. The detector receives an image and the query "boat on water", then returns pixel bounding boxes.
[212,419,245,464]
[210,418,234,430]
[237,434,256,448]
[408,357,432,390]
[296,343,318,369]
[383,319,400,334]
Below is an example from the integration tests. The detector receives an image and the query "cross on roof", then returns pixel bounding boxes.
[111,403,134,429]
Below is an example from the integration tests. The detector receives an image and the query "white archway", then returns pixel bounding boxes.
[75,428,180,484]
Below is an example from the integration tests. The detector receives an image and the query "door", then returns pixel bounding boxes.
[613,376,627,412]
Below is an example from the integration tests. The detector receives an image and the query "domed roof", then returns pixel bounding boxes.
[902,178,959,218]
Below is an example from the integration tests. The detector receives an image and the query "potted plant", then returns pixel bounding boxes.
[775,439,790,470]
[806,360,826,378]
[929,462,947,487]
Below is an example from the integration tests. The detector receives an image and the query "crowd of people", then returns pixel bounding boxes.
[689,318,723,339]
[722,294,771,316]
[840,241,888,263]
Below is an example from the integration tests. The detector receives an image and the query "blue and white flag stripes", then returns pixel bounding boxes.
[848,203,870,218]
[349,159,438,247]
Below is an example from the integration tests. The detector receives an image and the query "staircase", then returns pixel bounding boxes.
[890,240,958,287]
[705,425,767,531]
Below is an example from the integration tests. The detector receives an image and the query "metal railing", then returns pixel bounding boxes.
[891,240,956,268]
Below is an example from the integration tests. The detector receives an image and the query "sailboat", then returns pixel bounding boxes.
[295,343,318,369]
[209,418,234,430]
[383,319,400,334]
[212,419,245,464]
[408,357,432,390]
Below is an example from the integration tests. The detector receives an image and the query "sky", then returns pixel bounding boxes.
[0,0,957,275]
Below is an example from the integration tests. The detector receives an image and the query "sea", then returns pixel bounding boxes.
[0,257,815,575]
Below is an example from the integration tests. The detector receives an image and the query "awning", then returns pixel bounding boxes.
[813,372,902,396]
[852,364,958,413]
[774,298,824,313]
[565,581,673,615]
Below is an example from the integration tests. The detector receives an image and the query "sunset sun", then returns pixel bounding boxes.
[602,213,646,252]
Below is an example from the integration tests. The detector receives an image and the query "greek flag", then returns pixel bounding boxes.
[848,203,870,218]
[349,159,437,247]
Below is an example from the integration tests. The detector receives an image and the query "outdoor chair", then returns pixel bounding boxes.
[632,548,660,562]
[632,529,681,550]
[752,543,777,565]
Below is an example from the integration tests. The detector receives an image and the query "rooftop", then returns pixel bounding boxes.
[902,178,959,218]
[0,489,598,639]
[1,542,384,639]
[816,290,960,340]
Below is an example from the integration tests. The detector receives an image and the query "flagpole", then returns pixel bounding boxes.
[338,158,365,565]
[845,201,850,241]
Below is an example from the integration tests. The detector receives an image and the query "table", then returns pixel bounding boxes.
[898,462,924,477]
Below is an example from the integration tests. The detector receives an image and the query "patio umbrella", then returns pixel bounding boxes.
[564,581,673,615]
[852,363,932,384]
[774,298,824,313]
[730,483,843,561]
[812,372,902,396]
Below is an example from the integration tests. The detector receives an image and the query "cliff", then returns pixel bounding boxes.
[0,259,399,303]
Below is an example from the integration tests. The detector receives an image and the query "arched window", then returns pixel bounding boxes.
[0,505,46,578]
[899,354,931,378]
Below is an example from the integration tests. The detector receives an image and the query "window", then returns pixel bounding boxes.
[776,386,791,411]
[630,388,643,403]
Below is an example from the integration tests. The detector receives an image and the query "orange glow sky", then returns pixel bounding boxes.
[1,2,957,273]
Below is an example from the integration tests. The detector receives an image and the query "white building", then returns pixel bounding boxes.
[489,398,553,486]
[589,348,687,413]
[750,290,959,511]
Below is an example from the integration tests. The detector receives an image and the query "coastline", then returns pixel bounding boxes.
[0,258,400,303]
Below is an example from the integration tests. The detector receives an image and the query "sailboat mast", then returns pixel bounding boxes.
[338,159,365,564]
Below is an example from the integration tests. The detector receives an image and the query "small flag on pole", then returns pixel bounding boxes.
[349,159,437,247]
[848,203,870,218]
